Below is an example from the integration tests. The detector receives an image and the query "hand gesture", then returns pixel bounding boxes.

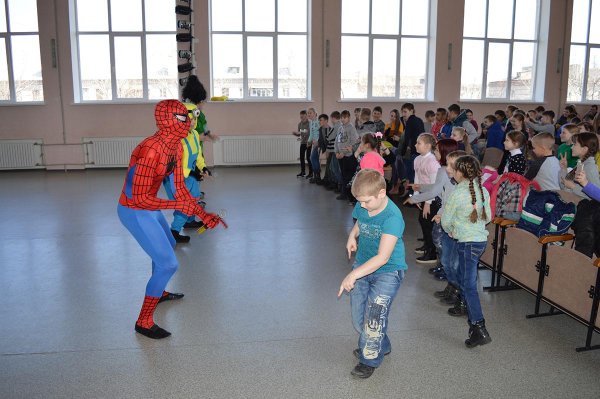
[346,236,357,259]
[338,272,357,297]
[559,153,568,170]
[432,214,441,224]
[563,178,576,189]
[423,202,431,219]
[410,183,421,192]
[200,212,224,229]
[575,169,588,187]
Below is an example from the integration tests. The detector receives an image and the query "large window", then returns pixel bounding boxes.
[567,0,600,102]
[340,0,432,100]
[71,0,178,102]
[460,0,542,101]
[210,0,309,100]
[0,0,43,102]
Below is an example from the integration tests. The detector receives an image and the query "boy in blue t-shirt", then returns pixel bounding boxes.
[338,169,407,379]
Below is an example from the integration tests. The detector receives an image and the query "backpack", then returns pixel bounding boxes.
[517,190,576,237]
[490,172,541,220]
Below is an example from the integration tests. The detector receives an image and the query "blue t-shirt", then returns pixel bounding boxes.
[352,199,407,273]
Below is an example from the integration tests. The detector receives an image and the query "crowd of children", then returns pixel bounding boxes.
[294,102,600,378]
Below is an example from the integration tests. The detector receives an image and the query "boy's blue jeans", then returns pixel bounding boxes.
[330,155,341,184]
[350,266,404,368]
[440,229,459,287]
[456,241,487,323]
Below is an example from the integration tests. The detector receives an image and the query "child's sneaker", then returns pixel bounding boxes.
[351,363,375,379]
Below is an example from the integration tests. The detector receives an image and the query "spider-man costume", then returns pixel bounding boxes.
[117,99,221,339]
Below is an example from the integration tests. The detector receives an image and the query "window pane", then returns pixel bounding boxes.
[79,35,112,100]
[247,36,273,96]
[111,0,142,32]
[401,0,428,36]
[341,36,368,98]
[460,39,484,99]
[372,39,397,97]
[571,0,590,43]
[372,0,399,35]
[342,0,369,34]
[486,42,510,98]
[278,35,306,98]
[0,0,7,32]
[114,36,142,98]
[7,0,38,32]
[586,48,600,100]
[212,34,243,98]
[589,0,600,43]
[487,0,513,39]
[145,0,175,31]
[278,0,307,32]
[211,0,242,31]
[246,0,275,32]
[11,35,43,101]
[76,0,108,31]
[399,38,427,98]
[146,34,178,99]
[567,44,586,102]
[514,0,538,40]
[511,41,535,99]
[463,0,486,37]
[0,39,9,100]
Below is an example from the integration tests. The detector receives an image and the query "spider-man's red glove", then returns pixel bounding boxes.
[194,205,222,229]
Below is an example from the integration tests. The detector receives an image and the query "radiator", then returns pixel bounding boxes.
[212,135,299,166]
[0,140,44,169]
[84,137,145,167]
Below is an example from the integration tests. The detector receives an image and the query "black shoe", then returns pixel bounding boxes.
[353,349,391,359]
[465,319,492,348]
[305,173,313,179]
[336,194,348,201]
[333,186,341,193]
[416,250,438,264]
[351,363,375,379]
[429,265,443,274]
[434,283,452,298]
[183,220,204,229]
[297,172,305,177]
[171,230,190,243]
[448,298,468,317]
[349,199,357,206]
[135,323,171,339]
[158,292,184,304]
[414,245,426,255]
[434,269,447,280]
[316,178,325,186]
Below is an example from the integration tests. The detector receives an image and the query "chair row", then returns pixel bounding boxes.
[479,217,600,352]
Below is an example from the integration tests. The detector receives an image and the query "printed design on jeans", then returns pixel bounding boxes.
[359,222,382,241]
[363,295,391,360]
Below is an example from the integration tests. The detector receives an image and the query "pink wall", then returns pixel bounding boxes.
[0,0,578,168]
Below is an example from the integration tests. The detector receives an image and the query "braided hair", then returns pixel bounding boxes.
[455,155,488,223]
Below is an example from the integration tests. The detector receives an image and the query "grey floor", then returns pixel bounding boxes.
[1,166,599,399]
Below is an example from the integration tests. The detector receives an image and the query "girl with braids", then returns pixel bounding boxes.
[441,155,492,348]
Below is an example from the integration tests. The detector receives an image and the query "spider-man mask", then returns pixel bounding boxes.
[154,99,192,139]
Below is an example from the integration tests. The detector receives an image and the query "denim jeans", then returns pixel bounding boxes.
[330,154,341,184]
[440,230,458,286]
[456,241,487,323]
[350,266,404,368]
[310,146,321,177]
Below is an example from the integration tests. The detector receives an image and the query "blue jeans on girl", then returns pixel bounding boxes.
[456,241,487,322]
[440,230,459,286]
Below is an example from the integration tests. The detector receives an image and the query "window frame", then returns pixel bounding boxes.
[340,0,435,101]
[70,0,178,103]
[208,0,311,102]
[460,0,545,102]
[0,0,44,104]
[568,0,600,103]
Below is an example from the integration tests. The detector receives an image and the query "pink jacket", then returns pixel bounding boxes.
[414,152,440,185]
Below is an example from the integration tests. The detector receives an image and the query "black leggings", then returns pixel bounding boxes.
[418,201,441,253]
[299,144,313,175]
[573,199,600,258]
